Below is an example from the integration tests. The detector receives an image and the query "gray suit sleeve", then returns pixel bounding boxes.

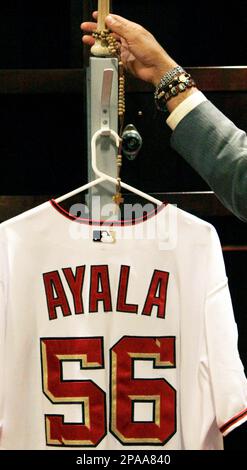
[170,100,247,222]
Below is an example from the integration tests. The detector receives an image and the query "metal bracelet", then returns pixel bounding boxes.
[155,66,185,92]
[154,71,196,112]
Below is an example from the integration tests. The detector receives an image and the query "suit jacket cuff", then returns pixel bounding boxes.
[166,91,207,130]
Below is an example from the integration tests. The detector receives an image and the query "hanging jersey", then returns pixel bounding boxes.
[0,200,246,450]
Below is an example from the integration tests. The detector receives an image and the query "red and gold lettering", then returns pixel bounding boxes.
[89,265,112,312]
[142,270,169,319]
[116,266,138,314]
[62,266,85,315]
[110,336,176,445]
[43,271,71,320]
[40,338,106,446]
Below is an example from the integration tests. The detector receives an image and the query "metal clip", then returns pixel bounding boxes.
[101,68,114,135]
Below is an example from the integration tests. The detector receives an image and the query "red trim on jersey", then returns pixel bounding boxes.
[50,199,167,226]
[220,408,247,434]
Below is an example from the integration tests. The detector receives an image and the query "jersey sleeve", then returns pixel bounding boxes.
[205,227,247,436]
[0,229,6,440]
[0,280,4,440]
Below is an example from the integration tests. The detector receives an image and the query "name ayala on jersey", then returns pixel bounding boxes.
[42,265,169,320]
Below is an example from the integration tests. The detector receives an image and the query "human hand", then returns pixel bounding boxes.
[81,12,177,86]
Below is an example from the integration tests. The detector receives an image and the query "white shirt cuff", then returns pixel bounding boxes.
[166,91,207,130]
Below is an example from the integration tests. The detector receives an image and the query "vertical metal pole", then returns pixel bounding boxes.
[87,56,119,210]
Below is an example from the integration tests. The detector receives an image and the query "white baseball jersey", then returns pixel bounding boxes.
[0,200,246,450]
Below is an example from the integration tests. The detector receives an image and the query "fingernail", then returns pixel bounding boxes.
[106,15,115,25]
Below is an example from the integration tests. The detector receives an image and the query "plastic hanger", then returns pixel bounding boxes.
[55,128,163,206]
[55,69,163,207]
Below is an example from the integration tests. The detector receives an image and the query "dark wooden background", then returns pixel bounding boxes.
[0,0,246,449]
